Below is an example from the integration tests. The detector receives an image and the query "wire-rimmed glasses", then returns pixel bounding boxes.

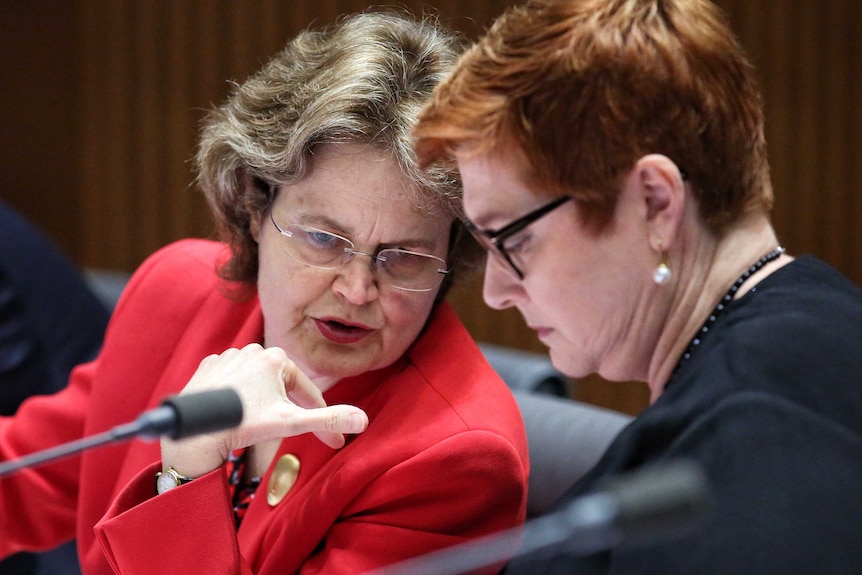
[269,212,450,292]
[464,195,573,280]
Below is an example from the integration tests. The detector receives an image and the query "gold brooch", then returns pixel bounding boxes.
[267,453,300,507]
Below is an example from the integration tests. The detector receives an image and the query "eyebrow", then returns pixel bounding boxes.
[469,202,532,232]
[293,213,440,251]
[468,210,507,231]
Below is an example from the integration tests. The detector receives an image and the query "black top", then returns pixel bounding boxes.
[0,201,109,413]
[507,256,862,575]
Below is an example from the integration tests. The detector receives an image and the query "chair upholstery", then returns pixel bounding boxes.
[510,390,630,516]
[82,269,131,311]
[479,343,631,517]
[478,343,572,397]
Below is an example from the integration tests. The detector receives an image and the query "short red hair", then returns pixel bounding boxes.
[415,0,773,234]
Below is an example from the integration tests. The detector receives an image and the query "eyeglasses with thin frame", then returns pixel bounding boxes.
[269,212,450,292]
[464,195,573,280]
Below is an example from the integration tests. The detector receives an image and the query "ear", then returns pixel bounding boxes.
[250,211,262,243]
[632,154,686,250]
[245,174,267,243]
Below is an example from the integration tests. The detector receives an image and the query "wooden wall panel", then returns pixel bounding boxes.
[71,0,515,271]
[1,1,860,416]
[718,0,862,277]
[0,2,80,256]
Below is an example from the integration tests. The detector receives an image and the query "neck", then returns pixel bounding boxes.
[313,375,340,393]
[261,339,340,393]
[646,212,790,401]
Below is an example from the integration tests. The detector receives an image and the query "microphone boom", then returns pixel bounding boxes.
[0,388,243,478]
[370,460,711,575]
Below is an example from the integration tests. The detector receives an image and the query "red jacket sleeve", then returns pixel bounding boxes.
[0,360,94,557]
[95,463,249,575]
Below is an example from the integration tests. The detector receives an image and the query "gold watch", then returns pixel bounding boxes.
[155,467,192,495]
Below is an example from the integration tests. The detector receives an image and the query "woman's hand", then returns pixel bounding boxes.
[160,344,368,478]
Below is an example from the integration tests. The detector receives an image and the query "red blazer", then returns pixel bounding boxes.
[0,239,528,574]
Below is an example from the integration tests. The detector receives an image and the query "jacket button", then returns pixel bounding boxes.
[267,453,301,506]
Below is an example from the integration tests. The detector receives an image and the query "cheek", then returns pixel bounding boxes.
[257,265,299,332]
[379,293,436,349]
[527,257,601,340]
[256,248,327,327]
[257,243,289,303]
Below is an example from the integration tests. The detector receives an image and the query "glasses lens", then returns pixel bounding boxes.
[272,215,448,291]
[465,223,522,279]
[281,224,352,269]
[378,249,448,292]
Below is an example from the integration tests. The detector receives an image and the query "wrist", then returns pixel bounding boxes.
[161,436,228,479]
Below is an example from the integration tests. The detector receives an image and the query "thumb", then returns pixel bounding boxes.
[304,405,369,449]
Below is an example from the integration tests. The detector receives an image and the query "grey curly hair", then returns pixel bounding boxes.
[196,10,479,299]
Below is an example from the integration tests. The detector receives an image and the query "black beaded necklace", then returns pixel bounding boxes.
[671,246,785,376]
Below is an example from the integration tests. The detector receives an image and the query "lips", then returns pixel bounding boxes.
[530,325,553,339]
[314,317,373,344]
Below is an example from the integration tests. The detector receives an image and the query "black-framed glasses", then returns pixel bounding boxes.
[464,195,573,280]
[270,212,450,292]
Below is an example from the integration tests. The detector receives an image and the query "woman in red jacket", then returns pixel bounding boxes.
[0,11,528,574]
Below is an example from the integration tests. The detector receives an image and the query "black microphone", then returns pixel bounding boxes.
[114,388,244,440]
[370,460,711,575]
[0,388,243,478]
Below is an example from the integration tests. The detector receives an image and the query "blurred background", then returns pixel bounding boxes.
[1,0,859,416]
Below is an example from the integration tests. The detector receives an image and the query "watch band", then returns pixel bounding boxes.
[155,467,193,495]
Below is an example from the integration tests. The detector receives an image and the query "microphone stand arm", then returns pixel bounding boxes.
[0,427,131,478]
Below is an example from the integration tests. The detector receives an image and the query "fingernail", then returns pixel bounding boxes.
[348,413,368,433]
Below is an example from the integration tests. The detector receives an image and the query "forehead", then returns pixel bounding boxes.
[456,145,544,228]
[274,143,450,241]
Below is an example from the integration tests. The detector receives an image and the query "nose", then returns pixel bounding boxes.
[482,254,520,310]
[332,253,380,304]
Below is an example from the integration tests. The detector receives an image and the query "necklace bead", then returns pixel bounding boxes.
[671,247,785,376]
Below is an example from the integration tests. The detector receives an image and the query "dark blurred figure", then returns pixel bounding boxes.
[0,200,108,575]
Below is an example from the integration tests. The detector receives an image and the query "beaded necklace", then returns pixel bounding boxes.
[671,246,785,376]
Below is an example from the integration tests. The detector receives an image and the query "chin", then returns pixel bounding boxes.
[547,352,575,378]
[310,349,384,380]
[303,333,407,382]
[548,349,591,380]
[309,359,369,381]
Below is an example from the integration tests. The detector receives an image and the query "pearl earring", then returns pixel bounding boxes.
[653,239,672,285]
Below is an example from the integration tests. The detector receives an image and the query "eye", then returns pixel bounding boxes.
[298,227,343,251]
[500,230,531,255]
[379,249,429,275]
[311,230,337,245]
